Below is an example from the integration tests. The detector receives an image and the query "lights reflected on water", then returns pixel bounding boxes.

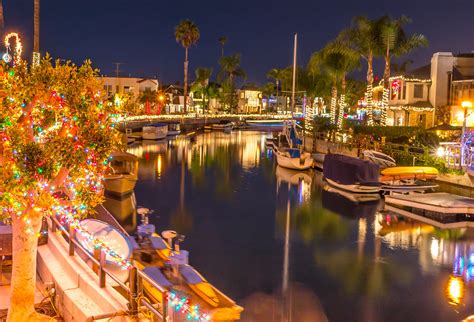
[446,275,465,306]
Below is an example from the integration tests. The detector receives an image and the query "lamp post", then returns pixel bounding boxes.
[461,101,473,167]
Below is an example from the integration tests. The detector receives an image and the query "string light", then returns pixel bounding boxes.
[337,94,345,130]
[330,88,337,125]
[366,84,374,126]
[166,291,211,321]
[4,33,22,65]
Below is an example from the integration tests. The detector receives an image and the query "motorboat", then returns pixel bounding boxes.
[323,154,381,194]
[362,150,396,169]
[166,121,181,136]
[142,123,168,140]
[211,120,233,131]
[104,151,139,197]
[275,148,314,170]
[130,209,243,321]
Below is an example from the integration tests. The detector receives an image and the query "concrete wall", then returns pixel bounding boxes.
[430,52,455,110]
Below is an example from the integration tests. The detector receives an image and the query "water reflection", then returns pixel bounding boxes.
[119,131,474,321]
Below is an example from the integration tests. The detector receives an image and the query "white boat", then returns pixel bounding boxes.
[166,122,181,136]
[323,154,381,194]
[212,120,233,130]
[275,148,313,170]
[142,123,168,140]
[362,150,396,169]
[104,151,138,196]
[246,119,284,130]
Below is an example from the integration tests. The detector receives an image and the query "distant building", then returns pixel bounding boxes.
[237,85,262,113]
[100,76,159,97]
[163,85,194,114]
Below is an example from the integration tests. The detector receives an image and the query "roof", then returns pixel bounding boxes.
[389,101,434,111]
[452,67,474,81]
[454,52,474,58]
[137,79,158,85]
[405,64,431,80]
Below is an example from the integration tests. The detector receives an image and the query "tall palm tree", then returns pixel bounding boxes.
[0,1,4,32]
[191,67,212,113]
[379,15,428,126]
[218,36,227,57]
[340,16,383,126]
[34,0,40,52]
[267,68,285,97]
[218,54,246,113]
[309,43,359,129]
[174,20,200,114]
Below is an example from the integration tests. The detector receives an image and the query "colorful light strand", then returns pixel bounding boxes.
[167,291,210,321]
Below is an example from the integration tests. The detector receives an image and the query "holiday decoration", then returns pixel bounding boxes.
[167,291,211,321]
[391,79,401,99]
[4,33,23,65]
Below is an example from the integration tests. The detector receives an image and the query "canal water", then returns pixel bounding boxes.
[124,131,473,322]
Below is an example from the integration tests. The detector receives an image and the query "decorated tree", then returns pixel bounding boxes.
[0,53,121,320]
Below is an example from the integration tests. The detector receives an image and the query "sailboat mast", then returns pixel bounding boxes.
[291,33,297,116]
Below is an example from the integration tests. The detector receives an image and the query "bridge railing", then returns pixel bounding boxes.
[48,215,169,321]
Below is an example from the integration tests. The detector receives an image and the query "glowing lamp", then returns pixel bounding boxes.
[436,147,445,157]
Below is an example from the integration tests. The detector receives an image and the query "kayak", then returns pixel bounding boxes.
[380,166,438,181]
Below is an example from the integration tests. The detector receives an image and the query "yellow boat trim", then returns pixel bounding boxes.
[381,166,439,176]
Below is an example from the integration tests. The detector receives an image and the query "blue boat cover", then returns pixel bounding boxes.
[143,267,173,288]
[289,127,302,145]
[150,236,169,250]
[287,149,301,158]
[180,265,205,284]
[128,236,140,250]
[323,154,380,185]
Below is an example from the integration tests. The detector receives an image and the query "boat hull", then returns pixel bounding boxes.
[142,125,168,140]
[212,124,233,130]
[104,175,138,195]
[325,178,380,194]
[276,151,313,170]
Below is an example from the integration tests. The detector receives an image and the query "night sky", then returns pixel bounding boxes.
[4,0,474,85]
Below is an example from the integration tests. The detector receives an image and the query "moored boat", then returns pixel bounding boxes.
[166,121,181,136]
[275,148,313,170]
[142,123,168,140]
[245,119,284,130]
[380,166,439,181]
[362,150,396,169]
[323,154,381,194]
[212,120,233,131]
[104,151,139,196]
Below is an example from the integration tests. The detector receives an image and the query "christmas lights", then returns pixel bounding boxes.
[166,291,210,321]
[4,33,22,65]
[366,84,374,126]
[337,95,345,130]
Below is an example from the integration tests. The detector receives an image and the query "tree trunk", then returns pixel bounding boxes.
[366,52,374,126]
[330,81,337,125]
[34,0,40,52]
[183,47,188,114]
[229,75,234,113]
[338,76,346,130]
[0,1,4,31]
[381,44,391,126]
[7,210,47,321]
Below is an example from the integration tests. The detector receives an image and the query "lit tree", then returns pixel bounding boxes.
[174,20,200,114]
[0,56,121,321]
[191,67,212,113]
[379,15,428,126]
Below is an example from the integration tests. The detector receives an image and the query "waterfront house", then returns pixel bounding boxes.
[237,85,263,113]
[100,76,159,98]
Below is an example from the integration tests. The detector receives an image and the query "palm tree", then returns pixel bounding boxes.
[260,82,276,112]
[174,20,200,114]
[191,67,212,113]
[300,67,331,116]
[139,88,158,114]
[340,16,384,126]
[379,15,428,125]
[218,54,246,112]
[267,68,285,97]
[0,1,4,32]
[218,36,227,57]
[309,42,359,129]
[34,0,40,52]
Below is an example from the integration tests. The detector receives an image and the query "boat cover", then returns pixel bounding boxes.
[143,267,173,288]
[287,149,301,158]
[289,127,302,146]
[323,154,380,185]
[180,265,205,284]
[322,189,380,218]
[150,236,169,250]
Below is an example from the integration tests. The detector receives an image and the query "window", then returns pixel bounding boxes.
[402,84,406,99]
[413,84,423,99]
[124,86,130,93]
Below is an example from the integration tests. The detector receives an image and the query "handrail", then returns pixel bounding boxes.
[47,215,168,321]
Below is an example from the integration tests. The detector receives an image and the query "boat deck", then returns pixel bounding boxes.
[385,192,474,214]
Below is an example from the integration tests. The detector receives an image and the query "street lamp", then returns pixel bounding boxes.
[460,101,473,166]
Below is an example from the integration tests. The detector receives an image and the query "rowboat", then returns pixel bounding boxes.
[380,166,439,181]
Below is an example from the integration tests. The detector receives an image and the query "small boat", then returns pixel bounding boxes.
[312,153,325,171]
[362,150,396,169]
[323,154,381,194]
[142,123,168,140]
[166,122,181,136]
[275,148,313,170]
[380,166,439,181]
[212,120,233,131]
[246,119,284,130]
[104,151,138,196]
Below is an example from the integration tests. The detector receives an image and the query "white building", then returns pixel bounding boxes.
[100,76,159,97]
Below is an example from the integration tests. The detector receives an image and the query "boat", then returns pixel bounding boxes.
[322,187,381,218]
[275,147,313,170]
[245,119,284,130]
[323,153,381,194]
[212,120,233,131]
[130,209,243,320]
[362,150,396,169]
[104,151,139,196]
[312,153,325,171]
[142,123,168,140]
[380,166,439,181]
[166,121,181,136]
